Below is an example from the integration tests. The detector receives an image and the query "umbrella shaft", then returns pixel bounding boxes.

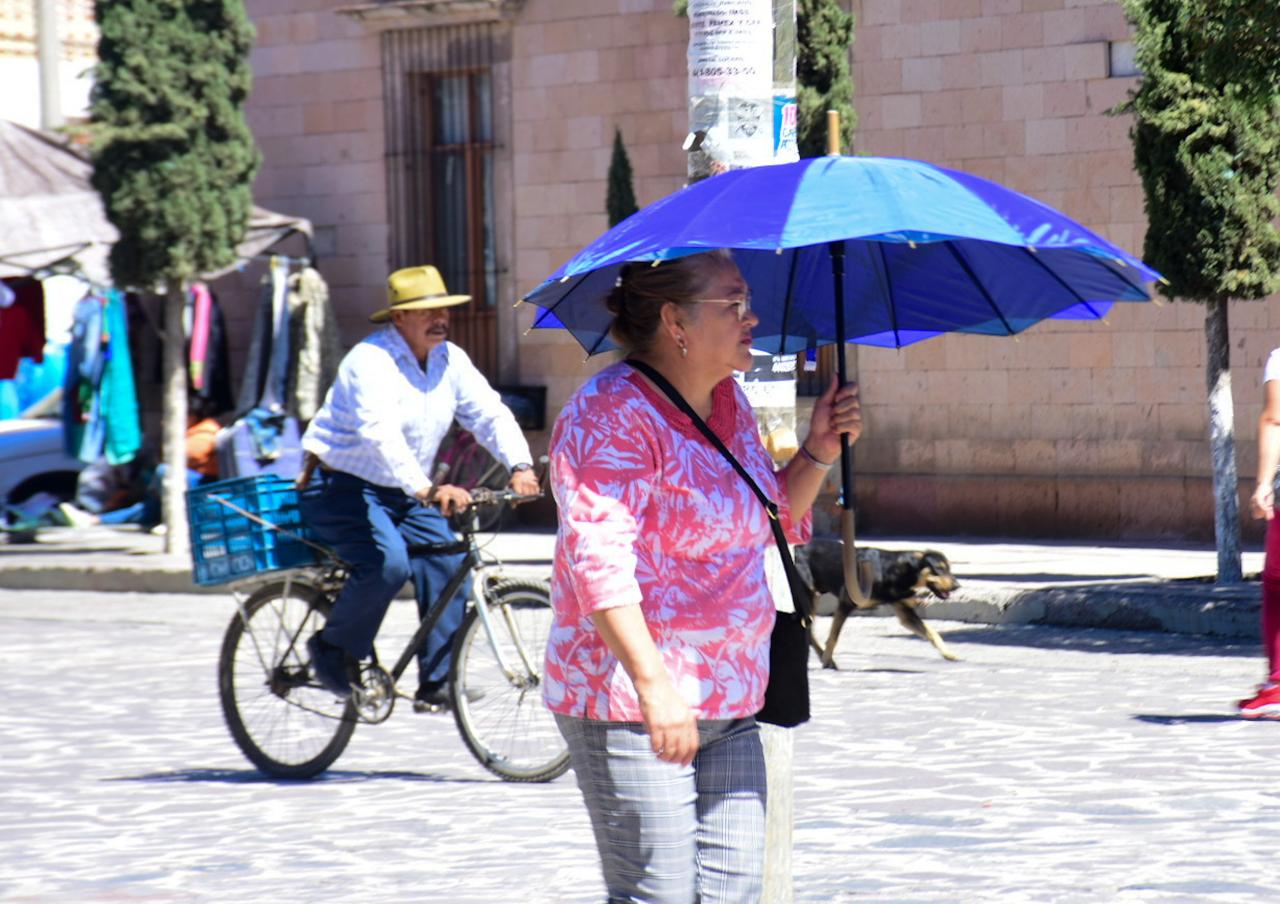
[828,240,856,512]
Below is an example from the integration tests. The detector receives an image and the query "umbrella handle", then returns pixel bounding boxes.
[840,508,876,608]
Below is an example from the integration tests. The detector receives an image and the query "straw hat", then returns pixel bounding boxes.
[370,265,471,323]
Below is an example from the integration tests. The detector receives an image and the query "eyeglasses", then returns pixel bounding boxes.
[691,294,753,321]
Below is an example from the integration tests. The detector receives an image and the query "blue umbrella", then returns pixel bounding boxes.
[523,155,1158,354]
[521,155,1161,602]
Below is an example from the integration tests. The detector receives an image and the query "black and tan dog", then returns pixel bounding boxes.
[793,538,961,667]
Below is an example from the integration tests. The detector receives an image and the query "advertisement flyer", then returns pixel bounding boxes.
[686,0,774,173]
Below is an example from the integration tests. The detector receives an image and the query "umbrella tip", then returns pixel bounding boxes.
[523,326,535,336]
[513,298,524,308]
[908,240,917,250]
[560,276,570,283]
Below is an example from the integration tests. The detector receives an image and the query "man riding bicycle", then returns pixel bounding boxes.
[299,265,539,711]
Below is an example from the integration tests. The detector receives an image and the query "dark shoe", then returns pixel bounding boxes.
[413,681,452,713]
[307,632,357,699]
[413,681,485,714]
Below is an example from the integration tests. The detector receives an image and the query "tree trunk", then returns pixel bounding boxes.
[1205,299,1242,583]
[162,282,189,556]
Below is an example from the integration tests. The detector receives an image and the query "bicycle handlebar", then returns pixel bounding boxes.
[466,487,543,507]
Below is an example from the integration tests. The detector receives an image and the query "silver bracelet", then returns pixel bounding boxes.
[798,445,835,471]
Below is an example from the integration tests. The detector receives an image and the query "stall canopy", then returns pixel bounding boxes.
[0,118,311,284]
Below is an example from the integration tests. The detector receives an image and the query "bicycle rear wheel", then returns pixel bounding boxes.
[451,579,569,782]
[218,579,357,779]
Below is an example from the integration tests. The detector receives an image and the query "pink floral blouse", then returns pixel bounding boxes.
[544,362,811,722]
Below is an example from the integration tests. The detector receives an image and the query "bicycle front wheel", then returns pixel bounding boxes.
[218,580,357,779]
[451,579,569,782]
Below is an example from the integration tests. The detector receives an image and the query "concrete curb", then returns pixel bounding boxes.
[1,560,1262,641]
[916,582,1259,640]
[0,558,214,594]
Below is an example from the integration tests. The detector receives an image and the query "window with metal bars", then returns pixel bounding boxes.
[384,24,500,378]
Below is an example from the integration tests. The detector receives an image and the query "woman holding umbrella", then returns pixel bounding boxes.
[544,249,862,902]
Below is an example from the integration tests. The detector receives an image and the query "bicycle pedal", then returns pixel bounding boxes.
[412,699,449,715]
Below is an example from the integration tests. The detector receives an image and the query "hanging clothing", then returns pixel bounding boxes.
[285,266,342,422]
[0,278,46,379]
[235,268,283,416]
[188,283,213,392]
[235,262,341,423]
[263,257,292,411]
[185,283,234,415]
[63,289,141,465]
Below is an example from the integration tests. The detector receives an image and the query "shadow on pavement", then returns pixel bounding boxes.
[960,572,1155,583]
[109,768,490,785]
[839,666,928,675]
[943,624,1259,659]
[1132,714,1248,725]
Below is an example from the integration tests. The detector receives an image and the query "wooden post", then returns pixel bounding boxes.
[760,721,794,903]
[760,541,796,903]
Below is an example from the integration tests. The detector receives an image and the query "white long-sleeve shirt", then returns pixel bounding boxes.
[302,326,532,495]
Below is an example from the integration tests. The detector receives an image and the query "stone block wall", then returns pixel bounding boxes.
[242,0,387,357]
[845,0,1279,541]
[510,0,690,448]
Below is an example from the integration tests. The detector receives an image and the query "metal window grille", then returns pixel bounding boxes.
[383,24,499,377]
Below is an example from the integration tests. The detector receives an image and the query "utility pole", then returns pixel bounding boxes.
[34,0,63,130]
[685,2,799,900]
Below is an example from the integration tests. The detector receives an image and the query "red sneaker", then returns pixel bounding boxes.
[1238,683,1280,719]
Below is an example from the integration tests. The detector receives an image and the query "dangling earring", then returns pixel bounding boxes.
[677,337,688,358]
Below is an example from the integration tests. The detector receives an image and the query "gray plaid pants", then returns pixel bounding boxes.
[555,714,767,903]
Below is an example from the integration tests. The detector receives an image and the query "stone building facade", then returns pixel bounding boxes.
[238,0,1278,541]
[0,0,97,126]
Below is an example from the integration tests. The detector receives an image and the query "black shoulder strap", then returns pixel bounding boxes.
[626,358,812,626]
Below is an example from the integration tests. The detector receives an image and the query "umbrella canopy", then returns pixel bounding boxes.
[0,119,311,284]
[523,155,1160,355]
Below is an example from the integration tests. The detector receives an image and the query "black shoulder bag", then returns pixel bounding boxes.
[626,359,812,728]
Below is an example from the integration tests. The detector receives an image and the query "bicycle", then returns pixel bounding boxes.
[193,477,569,783]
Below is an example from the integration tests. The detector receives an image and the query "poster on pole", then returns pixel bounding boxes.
[687,0,774,175]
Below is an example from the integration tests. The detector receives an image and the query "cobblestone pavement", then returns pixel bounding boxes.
[1,588,1277,903]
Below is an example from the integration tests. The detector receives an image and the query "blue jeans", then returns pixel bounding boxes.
[98,466,208,528]
[298,469,470,686]
[555,715,766,903]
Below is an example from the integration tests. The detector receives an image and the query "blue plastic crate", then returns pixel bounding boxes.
[186,474,319,586]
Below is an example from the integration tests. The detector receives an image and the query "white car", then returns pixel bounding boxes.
[0,418,85,519]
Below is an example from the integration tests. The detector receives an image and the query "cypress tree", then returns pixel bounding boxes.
[1122,0,1280,581]
[1179,1,1280,103]
[796,0,855,158]
[91,0,260,551]
[606,129,639,227]
[91,0,259,286]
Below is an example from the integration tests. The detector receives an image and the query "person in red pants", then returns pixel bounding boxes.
[1241,348,1280,718]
